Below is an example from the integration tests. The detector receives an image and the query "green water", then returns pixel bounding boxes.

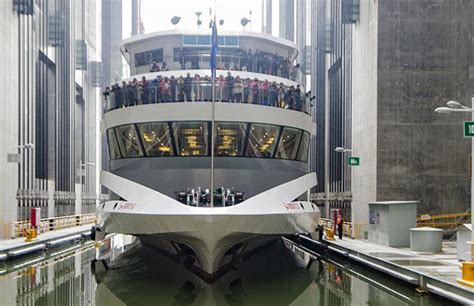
[0,237,455,305]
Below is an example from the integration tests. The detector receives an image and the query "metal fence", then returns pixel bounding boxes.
[1,213,96,239]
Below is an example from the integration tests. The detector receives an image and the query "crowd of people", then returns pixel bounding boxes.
[103,72,311,114]
[149,48,303,82]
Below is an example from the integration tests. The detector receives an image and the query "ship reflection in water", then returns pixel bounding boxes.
[0,235,451,306]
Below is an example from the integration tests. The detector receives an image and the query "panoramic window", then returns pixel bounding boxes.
[245,124,280,158]
[107,129,121,160]
[297,132,310,162]
[172,122,208,156]
[215,122,247,156]
[114,125,144,158]
[137,123,174,157]
[276,127,302,160]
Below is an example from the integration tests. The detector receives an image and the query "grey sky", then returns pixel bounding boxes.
[141,0,263,33]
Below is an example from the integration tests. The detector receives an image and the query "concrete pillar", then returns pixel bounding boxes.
[48,180,55,218]
[75,183,81,215]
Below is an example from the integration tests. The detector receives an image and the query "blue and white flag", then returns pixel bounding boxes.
[210,19,218,80]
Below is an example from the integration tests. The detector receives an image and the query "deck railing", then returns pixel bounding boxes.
[103,81,311,115]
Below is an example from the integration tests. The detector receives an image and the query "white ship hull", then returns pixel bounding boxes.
[96,171,319,280]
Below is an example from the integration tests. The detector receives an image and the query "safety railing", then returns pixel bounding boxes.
[320,218,353,238]
[103,81,311,115]
[3,213,96,239]
[131,53,302,81]
[416,212,471,229]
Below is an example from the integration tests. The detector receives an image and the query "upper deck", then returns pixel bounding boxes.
[120,29,300,79]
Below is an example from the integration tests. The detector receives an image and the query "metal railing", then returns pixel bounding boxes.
[2,213,96,239]
[416,212,471,229]
[103,81,311,115]
[130,53,301,81]
[320,218,353,238]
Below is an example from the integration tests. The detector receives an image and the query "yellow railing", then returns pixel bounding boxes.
[416,212,471,229]
[2,213,96,239]
[320,218,353,237]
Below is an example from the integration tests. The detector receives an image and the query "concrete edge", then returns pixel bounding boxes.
[0,227,92,262]
[325,240,474,303]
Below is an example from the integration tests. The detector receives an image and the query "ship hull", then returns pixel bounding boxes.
[96,170,319,280]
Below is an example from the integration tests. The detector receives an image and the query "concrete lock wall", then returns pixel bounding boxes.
[352,0,474,221]
[376,1,474,215]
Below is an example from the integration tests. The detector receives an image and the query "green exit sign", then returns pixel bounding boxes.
[464,121,474,137]
[348,157,360,166]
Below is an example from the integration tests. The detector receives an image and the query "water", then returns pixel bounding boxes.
[0,236,455,306]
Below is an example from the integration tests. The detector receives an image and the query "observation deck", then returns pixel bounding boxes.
[101,29,315,203]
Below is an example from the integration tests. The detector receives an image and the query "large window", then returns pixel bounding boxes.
[245,124,280,158]
[115,125,144,157]
[297,132,310,162]
[134,48,163,66]
[276,127,302,160]
[215,122,247,156]
[107,129,121,159]
[137,123,174,156]
[182,35,240,47]
[172,122,209,156]
[107,121,311,162]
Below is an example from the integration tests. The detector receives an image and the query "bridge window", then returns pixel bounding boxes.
[115,125,144,157]
[245,124,280,158]
[134,48,163,67]
[137,122,174,156]
[172,122,209,156]
[276,127,302,160]
[297,132,310,162]
[107,129,121,159]
[215,122,247,157]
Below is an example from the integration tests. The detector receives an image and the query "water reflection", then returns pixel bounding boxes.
[0,236,454,306]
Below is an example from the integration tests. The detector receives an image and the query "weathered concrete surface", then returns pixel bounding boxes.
[377,0,474,214]
[353,0,474,217]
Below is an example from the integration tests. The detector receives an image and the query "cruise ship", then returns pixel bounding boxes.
[96,28,319,282]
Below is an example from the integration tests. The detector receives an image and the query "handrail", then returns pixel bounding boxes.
[2,213,96,239]
[103,80,311,115]
[417,212,470,221]
[124,53,302,81]
[320,218,353,237]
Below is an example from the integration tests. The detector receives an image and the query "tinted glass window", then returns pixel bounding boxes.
[197,35,211,45]
[215,122,247,157]
[138,123,174,156]
[172,122,208,156]
[245,124,280,158]
[297,132,310,162]
[183,35,197,45]
[225,36,239,46]
[115,125,144,158]
[276,127,302,160]
[107,129,121,160]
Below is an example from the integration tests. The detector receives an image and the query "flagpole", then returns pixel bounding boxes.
[210,70,215,208]
[210,12,217,208]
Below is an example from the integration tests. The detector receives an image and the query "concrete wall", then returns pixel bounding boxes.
[376,0,474,214]
[0,1,19,225]
[351,0,378,224]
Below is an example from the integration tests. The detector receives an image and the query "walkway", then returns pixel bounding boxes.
[325,237,474,303]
